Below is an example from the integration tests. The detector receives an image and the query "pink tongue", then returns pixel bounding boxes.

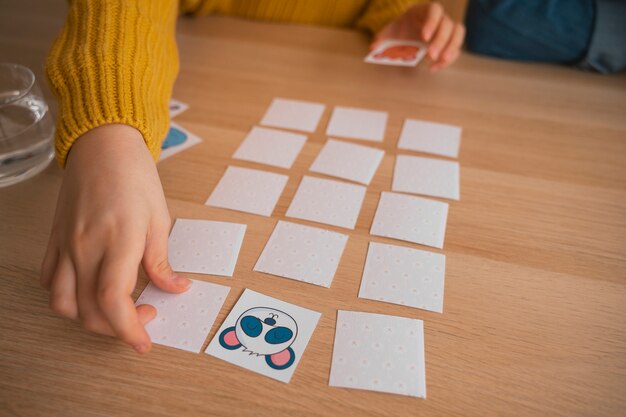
[223,330,239,346]
[271,349,291,366]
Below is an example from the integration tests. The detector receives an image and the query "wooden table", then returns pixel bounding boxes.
[1,2,625,416]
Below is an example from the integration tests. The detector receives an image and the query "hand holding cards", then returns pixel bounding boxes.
[365,39,427,67]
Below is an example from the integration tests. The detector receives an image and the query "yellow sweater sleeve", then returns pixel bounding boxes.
[356,0,424,33]
[46,0,179,166]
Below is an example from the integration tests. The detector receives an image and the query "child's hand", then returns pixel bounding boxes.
[372,2,465,72]
[40,124,191,353]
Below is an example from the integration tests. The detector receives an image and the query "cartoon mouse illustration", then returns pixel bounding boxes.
[218,307,298,370]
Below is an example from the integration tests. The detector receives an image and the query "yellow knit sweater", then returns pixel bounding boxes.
[46,0,422,166]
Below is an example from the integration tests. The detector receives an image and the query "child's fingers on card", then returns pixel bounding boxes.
[428,15,454,60]
[142,228,191,293]
[48,255,78,319]
[420,1,444,41]
[97,253,152,352]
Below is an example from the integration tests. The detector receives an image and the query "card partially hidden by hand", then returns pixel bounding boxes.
[365,39,427,67]
[136,280,230,353]
[169,98,189,118]
[205,289,321,383]
[329,310,426,398]
[159,122,202,161]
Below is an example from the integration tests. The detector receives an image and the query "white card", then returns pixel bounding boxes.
[364,39,427,67]
[260,98,326,133]
[159,122,202,161]
[358,242,445,313]
[286,176,366,229]
[168,218,246,277]
[136,280,230,353]
[397,118,461,158]
[370,192,448,249]
[329,310,426,398]
[393,154,460,200]
[326,106,388,142]
[233,126,307,169]
[254,221,349,288]
[169,98,189,118]
[205,289,321,383]
[205,166,288,217]
[309,139,385,185]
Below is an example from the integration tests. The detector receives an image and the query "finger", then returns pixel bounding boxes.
[439,23,465,64]
[428,15,454,61]
[137,304,157,325]
[41,241,59,290]
[420,2,444,42]
[142,225,190,293]
[73,253,116,336]
[48,255,78,319]
[430,49,459,72]
[97,250,152,353]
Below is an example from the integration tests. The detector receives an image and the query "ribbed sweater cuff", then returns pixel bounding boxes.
[46,0,179,167]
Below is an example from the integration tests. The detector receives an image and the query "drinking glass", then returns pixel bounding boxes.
[0,63,55,187]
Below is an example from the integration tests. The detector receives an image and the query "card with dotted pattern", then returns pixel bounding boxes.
[233,126,308,169]
[168,218,246,277]
[397,118,461,158]
[326,106,388,142]
[205,166,288,217]
[370,191,449,249]
[309,139,385,185]
[393,154,460,200]
[254,220,349,288]
[286,176,366,229]
[358,242,446,313]
[260,98,326,133]
[135,280,230,353]
[329,310,426,398]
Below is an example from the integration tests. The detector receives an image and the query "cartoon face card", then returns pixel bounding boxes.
[365,39,427,67]
[159,122,202,161]
[205,289,321,383]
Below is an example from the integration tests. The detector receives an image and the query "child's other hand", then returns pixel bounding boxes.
[372,2,465,72]
[40,124,190,353]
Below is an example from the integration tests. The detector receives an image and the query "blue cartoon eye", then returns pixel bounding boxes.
[240,315,262,337]
[264,326,293,345]
[161,127,187,150]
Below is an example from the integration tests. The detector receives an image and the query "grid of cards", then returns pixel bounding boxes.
[139,94,462,397]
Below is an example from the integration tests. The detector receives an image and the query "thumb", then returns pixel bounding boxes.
[142,226,191,293]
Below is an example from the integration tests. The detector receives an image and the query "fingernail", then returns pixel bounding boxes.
[173,274,191,288]
[133,343,149,354]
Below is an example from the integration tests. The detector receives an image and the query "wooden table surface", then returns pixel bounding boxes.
[1,2,625,417]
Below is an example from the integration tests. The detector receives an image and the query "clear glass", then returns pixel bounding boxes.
[0,63,54,187]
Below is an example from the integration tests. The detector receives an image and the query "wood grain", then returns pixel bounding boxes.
[1,2,625,417]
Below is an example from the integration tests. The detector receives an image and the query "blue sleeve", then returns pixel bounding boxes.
[577,0,626,73]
